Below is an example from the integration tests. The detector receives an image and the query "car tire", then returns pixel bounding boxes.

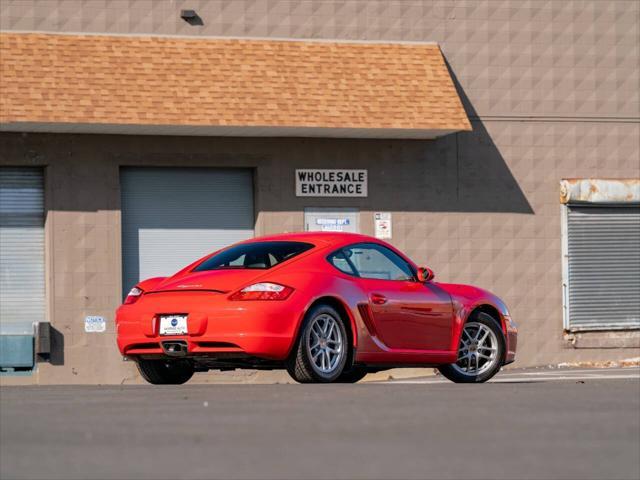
[336,365,368,383]
[437,311,505,384]
[136,359,194,385]
[286,304,349,384]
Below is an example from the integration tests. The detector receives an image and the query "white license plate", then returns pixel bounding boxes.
[159,315,188,336]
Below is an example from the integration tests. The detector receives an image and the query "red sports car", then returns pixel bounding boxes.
[116,232,517,384]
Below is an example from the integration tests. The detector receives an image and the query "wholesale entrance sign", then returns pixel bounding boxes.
[295,169,368,197]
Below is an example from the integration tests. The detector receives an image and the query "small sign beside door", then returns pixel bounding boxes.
[296,169,367,197]
[374,212,392,239]
[304,208,360,234]
[316,217,351,232]
[85,316,106,333]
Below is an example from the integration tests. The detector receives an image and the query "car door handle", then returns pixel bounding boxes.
[370,293,388,305]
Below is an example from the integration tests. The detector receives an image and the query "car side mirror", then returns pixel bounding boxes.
[417,266,435,282]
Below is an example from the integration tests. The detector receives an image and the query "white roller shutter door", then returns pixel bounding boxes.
[566,205,640,331]
[0,168,46,334]
[121,168,254,296]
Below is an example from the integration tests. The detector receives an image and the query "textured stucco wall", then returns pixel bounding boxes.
[1,128,638,384]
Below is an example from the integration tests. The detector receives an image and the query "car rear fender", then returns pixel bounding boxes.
[288,278,362,354]
[303,295,358,348]
[285,293,358,367]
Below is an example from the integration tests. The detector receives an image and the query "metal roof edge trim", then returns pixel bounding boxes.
[0,122,464,140]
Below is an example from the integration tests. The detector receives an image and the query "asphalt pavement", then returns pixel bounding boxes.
[1,367,639,480]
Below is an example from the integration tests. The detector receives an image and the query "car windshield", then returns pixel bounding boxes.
[194,241,314,271]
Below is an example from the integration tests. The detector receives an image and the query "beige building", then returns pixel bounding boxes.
[0,0,638,384]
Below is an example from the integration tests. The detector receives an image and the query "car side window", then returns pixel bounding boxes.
[327,250,357,276]
[343,244,414,281]
[227,254,246,266]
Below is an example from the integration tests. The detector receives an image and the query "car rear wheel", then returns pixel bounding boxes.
[437,312,504,383]
[286,304,349,383]
[136,358,194,385]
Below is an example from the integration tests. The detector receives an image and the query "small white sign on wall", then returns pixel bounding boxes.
[374,212,392,239]
[304,208,360,233]
[316,217,352,232]
[296,169,367,197]
[85,316,106,333]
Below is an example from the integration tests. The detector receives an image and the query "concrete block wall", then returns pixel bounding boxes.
[1,128,638,384]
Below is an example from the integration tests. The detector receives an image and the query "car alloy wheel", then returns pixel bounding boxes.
[286,304,350,383]
[451,321,499,376]
[307,313,344,375]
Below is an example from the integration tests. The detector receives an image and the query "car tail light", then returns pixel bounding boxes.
[229,282,294,301]
[124,286,143,305]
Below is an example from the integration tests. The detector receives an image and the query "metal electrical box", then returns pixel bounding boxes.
[0,323,35,371]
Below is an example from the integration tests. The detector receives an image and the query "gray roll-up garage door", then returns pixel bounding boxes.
[566,205,640,331]
[0,168,46,335]
[121,168,254,296]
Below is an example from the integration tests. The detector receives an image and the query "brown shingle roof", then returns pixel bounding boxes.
[0,32,471,137]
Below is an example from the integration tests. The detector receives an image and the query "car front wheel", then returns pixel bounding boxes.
[438,312,504,383]
[286,304,349,383]
[136,358,194,385]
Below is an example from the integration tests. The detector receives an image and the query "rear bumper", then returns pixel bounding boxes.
[116,297,302,360]
[118,335,293,360]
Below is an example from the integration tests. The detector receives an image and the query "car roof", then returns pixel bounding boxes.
[241,231,379,247]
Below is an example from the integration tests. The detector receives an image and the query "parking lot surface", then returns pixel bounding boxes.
[1,367,639,480]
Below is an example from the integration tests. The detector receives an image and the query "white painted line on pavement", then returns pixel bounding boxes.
[516,367,640,376]
[386,372,640,385]
[492,373,640,383]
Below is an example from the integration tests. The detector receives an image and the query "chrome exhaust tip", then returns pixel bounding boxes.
[161,340,188,357]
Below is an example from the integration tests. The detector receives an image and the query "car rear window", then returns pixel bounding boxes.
[194,241,314,271]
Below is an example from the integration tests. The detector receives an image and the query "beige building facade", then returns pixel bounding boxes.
[0,0,639,384]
